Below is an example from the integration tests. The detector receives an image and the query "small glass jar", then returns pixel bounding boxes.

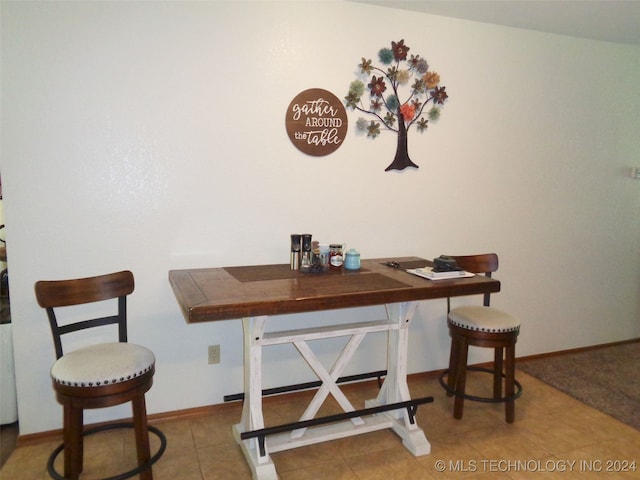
[329,244,343,270]
[318,245,330,271]
[344,249,361,270]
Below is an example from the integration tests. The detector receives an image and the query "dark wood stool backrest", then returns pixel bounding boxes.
[447,253,499,308]
[34,270,134,359]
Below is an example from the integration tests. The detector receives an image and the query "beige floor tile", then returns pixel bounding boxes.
[278,458,359,480]
[516,414,599,454]
[417,437,486,479]
[0,439,55,480]
[482,456,567,480]
[331,428,405,458]
[345,447,435,480]
[549,406,637,445]
[470,472,514,479]
[554,443,640,479]
[3,370,640,480]
[468,427,551,461]
[197,443,253,480]
[152,418,196,452]
[600,433,640,460]
[147,418,198,479]
[271,439,342,472]
[510,374,584,421]
[121,425,165,464]
[190,411,239,450]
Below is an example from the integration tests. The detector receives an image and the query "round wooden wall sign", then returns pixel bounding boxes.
[285,88,348,156]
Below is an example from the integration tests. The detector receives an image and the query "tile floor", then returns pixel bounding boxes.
[2,370,640,479]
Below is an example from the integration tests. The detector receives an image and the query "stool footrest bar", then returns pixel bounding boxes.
[439,366,523,403]
[47,422,166,480]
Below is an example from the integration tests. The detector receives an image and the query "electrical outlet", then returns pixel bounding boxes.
[208,345,220,365]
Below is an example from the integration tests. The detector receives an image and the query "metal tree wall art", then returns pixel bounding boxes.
[345,39,448,171]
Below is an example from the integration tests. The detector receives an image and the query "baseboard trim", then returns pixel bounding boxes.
[516,337,640,362]
[17,337,639,447]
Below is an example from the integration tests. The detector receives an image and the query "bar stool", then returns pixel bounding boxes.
[35,270,166,480]
[438,254,522,423]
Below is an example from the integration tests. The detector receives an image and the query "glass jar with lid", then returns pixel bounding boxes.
[344,249,361,270]
[329,244,344,270]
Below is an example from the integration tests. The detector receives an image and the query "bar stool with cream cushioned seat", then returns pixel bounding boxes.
[438,254,522,423]
[35,270,166,480]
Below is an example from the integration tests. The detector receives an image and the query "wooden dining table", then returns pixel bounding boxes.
[169,256,500,480]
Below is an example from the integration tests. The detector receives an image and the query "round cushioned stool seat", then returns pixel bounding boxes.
[51,342,155,387]
[448,306,520,333]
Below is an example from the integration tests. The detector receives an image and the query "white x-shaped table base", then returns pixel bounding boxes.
[232,301,431,480]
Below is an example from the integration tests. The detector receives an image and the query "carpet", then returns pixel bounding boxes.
[517,341,640,430]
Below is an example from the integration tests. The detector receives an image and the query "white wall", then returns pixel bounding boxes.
[1,1,638,436]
